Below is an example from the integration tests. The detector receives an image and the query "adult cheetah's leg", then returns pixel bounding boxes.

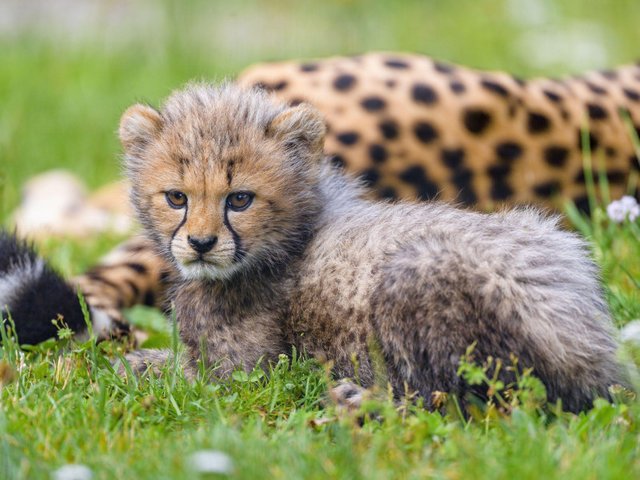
[72,236,173,340]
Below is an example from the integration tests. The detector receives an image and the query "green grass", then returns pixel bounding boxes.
[2,1,640,478]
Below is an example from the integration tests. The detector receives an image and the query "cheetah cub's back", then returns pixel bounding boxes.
[120,83,623,412]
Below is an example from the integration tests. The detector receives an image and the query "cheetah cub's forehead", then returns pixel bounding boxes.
[119,83,327,177]
[161,83,287,151]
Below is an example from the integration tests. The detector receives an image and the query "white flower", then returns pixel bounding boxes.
[189,450,234,475]
[52,464,93,480]
[606,196,640,223]
[621,320,640,344]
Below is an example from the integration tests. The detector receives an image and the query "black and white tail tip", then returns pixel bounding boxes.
[0,230,88,345]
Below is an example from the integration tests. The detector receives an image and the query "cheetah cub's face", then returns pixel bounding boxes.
[119,84,326,281]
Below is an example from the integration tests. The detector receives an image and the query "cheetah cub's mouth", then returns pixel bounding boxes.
[172,236,244,281]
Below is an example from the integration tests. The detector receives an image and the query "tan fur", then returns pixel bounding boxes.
[119,83,623,412]
[238,52,640,210]
[68,54,640,337]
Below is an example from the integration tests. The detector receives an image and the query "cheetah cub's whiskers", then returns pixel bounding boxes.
[120,82,624,413]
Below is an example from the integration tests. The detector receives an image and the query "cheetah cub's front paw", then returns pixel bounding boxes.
[329,380,368,411]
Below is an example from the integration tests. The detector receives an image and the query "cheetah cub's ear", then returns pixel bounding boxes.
[119,104,163,156]
[266,104,326,160]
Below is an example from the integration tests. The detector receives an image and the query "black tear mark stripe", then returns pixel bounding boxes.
[170,204,189,251]
[223,208,246,263]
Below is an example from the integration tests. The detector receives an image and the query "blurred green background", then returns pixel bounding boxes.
[1,0,639,222]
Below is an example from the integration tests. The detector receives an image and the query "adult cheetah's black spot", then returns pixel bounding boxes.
[399,166,439,200]
[574,171,590,184]
[561,109,570,121]
[330,154,346,169]
[369,144,388,163]
[490,181,514,201]
[361,96,387,111]
[434,61,455,74]
[379,187,397,199]
[624,88,640,102]
[450,81,466,94]
[576,130,599,151]
[495,142,523,162]
[463,109,492,135]
[273,81,288,91]
[289,98,304,106]
[336,132,360,146]
[385,79,397,88]
[126,262,148,274]
[413,121,439,144]
[379,120,399,140]
[605,170,628,184]
[533,181,561,198]
[451,168,478,205]
[543,90,562,102]
[487,164,511,179]
[573,195,591,215]
[586,81,607,95]
[480,79,510,97]
[573,170,627,185]
[605,147,617,158]
[587,103,608,120]
[333,74,357,91]
[441,148,465,169]
[527,111,551,134]
[630,155,640,171]
[359,168,380,187]
[300,63,319,72]
[451,168,472,186]
[384,58,410,69]
[544,146,569,167]
[412,83,438,105]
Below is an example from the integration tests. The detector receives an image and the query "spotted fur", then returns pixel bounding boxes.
[118,83,623,412]
[72,235,172,338]
[238,52,640,211]
[77,53,640,349]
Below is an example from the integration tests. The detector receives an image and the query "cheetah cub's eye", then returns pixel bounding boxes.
[226,192,254,212]
[165,190,187,209]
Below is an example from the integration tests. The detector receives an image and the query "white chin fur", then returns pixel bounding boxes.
[177,261,241,281]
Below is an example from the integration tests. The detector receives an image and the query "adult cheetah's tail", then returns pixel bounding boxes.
[0,230,89,345]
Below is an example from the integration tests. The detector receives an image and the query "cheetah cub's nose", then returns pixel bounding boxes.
[188,235,218,254]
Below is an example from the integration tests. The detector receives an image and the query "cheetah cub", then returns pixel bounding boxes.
[120,83,622,412]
